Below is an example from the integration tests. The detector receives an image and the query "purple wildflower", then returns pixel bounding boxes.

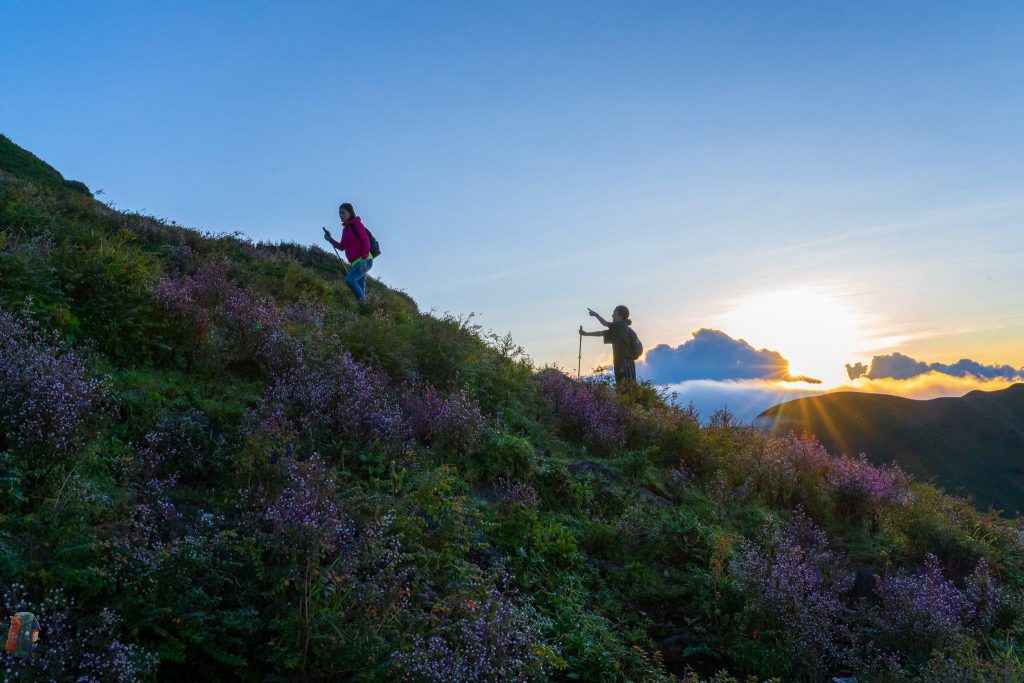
[283,301,327,330]
[873,554,997,650]
[496,476,539,508]
[730,509,854,672]
[669,461,693,488]
[250,351,409,450]
[154,261,303,374]
[0,309,106,457]
[263,453,355,554]
[535,369,624,452]
[965,558,1000,628]
[403,383,485,453]
[740,432,911,515]
[396,589,552,682]
[825,454,911,516]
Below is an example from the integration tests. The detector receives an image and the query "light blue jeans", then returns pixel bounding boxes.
[345,258,372,301]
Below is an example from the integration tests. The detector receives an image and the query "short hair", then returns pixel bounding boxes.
[339,202,355,216]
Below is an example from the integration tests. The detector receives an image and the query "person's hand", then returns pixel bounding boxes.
[588,308,598,317]
[322,227,332,241]
[578,325,584,335]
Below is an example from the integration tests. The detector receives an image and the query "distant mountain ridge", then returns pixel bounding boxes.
[758,384,1024,514]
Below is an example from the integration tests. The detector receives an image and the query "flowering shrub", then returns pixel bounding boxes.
[826,454,911,517]
[669,461,693,489]
[873,554,1000,652]
[154,262,303,374]
[737,432,911,518]
[617,382,701,458]
[396,589,554,682]
[263,453,355,554]
[110,493,221,597]
[283,301,327,330]
[153,274,204,325]
[135,411,217,483]
[965,558,1000,628]
[730,509,854,673]
[153,260,231,324]
[220,287,307,374]
[317,512,415,623]
[250,351,409,452]
[0,309,106,458]
[403,383,485,453]
[535,369,624,453]
[496,476,539,508]
[262,501,416,676]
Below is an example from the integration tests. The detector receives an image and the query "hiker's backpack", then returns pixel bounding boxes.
[366,229,382,258]
[6,612,39,658]
[626,327,643,360]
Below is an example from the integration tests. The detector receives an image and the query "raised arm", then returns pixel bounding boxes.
[588,309,611,328]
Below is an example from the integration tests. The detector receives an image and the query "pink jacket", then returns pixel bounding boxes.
[329,216,371,262]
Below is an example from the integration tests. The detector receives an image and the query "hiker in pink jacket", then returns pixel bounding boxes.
[324,203,373,301]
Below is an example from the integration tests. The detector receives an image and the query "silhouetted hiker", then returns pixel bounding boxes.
[323,203,373,302]
[579,305,643,387]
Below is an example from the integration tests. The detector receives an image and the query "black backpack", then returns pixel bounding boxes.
[626,326,643,360]
[366,229,382,258]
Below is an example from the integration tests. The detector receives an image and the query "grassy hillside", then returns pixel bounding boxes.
[3,133,1024,681]
[758,386,1024,515]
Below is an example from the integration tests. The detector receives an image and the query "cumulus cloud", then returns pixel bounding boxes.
[846,352,1023,381]
[640,328,821,384]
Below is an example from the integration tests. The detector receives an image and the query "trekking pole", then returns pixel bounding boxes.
[322,227,348,275]
[577,330,583,380]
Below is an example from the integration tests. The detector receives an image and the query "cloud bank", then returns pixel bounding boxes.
[640,328,821,384]
[846,352,1024,381]
[640,332,1022,423]
[667,372,1022,424]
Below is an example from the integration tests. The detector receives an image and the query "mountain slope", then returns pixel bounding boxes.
[758,385,1024,513]
[4,133,1024,681]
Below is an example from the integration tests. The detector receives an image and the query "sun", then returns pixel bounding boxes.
[713,288,896,386]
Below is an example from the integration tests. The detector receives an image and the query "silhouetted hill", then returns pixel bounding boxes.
[0,133,92,195]
[758,385,1024,514]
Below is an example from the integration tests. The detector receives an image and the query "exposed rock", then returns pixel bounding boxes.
[852,567,882,601]
[639,487,672,507]
[568,460,619,481]
[657,629,721,676]
[469,531,501,568]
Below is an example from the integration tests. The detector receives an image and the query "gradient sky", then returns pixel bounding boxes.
[4,1,1023,382]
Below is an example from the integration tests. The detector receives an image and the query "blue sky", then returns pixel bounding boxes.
[4,1,1023,403]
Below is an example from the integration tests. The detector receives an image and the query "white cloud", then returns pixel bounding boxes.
[666,372,1022,424]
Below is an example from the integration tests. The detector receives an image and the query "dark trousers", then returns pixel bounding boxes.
[613,359,637,387]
